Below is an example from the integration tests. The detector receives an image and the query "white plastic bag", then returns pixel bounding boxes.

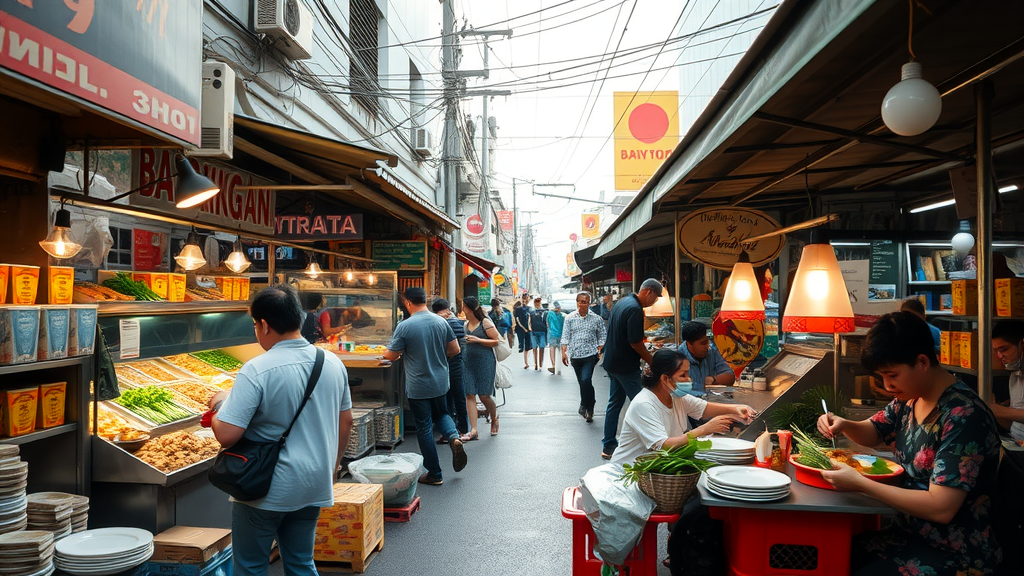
[579,463,656,566]
[348,453,425,507]
[494,362,513,389]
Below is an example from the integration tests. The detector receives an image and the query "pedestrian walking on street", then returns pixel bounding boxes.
[514,299,533,368]
[546,301,566,374]
[561,292,606,422]
[599,278,662,460]
[383,287,467,486]
[591,293,614,322]
[530,297,549,370]
[461,296,502,439]
[208,284,353,576]
[431,298,469,440]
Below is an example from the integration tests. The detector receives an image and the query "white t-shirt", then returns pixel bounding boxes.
[612,388,708,465]
[1009,370,1023,442]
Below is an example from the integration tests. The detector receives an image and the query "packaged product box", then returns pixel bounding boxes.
[951,280,978,316]
[133,273,169,299]
[213,277,236,301]
[37,306,70,361]
[939,332,952,366]
[10,265,40,305]
[37,382,66,428]
[230,277,242,301]
[959,331,978,370]
[995,278,1024,317]
[0,306,40,365]
[0,264,9,304]
[239,277,250,301]
[946,331,962,367]
[1,386,39,436]
[313,483,384,563]
[48,266,74,305]
[68,305,98,357]
[168,274,187,302]
[152,526,232,564]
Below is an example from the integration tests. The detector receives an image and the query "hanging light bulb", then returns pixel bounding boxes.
[224,237,251,274]
[881,62,942,136]
[366,272,376,286]
[719,251,765,321]
[174,227,207,271]
[39,201,82,259]
[345,268,354,282]
[645,293,674,317]
[782,233,854,333]
[951,220,975,257]
[304,255,323,278]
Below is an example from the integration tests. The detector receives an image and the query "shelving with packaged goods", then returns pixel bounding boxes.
[0,423,77,446]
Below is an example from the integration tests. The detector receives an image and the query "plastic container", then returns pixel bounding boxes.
[10,265,39,305]
[37,382,66,428]
[1,386,39,436]
[789,454,903,490]
[349,453,425,507]
[48,266,74,304]
[0,305,40,365]
[68,304,98,357]
[37,305,70,361]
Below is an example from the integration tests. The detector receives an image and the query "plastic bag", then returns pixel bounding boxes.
[348,453,425,507]
[494,362,513,389]
[579,463,656,567]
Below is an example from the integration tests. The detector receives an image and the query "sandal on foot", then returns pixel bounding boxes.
[490,416,500,436]
[460,432,479,442]
[435,437,449,445]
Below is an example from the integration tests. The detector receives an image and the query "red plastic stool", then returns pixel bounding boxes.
[562,487,681,576]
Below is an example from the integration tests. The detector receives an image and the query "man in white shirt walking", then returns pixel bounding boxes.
[561,292,607,423]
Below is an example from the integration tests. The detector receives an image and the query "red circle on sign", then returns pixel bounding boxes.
[628,103,670,144]
[570,233,578,242]
[583,216,597,230]
[466,214,484,236]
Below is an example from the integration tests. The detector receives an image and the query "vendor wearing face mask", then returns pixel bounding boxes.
[611,349,754,465]
[990,320,1024,442]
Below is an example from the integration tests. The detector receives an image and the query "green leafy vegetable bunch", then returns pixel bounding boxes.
[620,439,717,487]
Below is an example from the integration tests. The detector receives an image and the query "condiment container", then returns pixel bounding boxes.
[10,265,39,305]
[0,305,40,364]
[48,266,74,304]
[68,304,98,356]
[37,382,66,428]
[37,305,70,361]
[753,376,767,391]
[168,273,187,302]
[1,386,39,436]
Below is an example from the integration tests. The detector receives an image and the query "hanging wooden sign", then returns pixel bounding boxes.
[676,207,784,270]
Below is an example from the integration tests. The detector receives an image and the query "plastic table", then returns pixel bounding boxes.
[561,486,681,576]
[697,467,895,576]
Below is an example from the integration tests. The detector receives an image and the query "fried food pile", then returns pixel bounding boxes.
[133,430,221,472]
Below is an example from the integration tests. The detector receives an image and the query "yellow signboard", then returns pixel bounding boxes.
[581,213,600,239]
[613,91,679,191]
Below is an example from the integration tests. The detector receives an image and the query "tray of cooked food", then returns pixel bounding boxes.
[161,381,221,407]
[209,374,235,390]
[789,426,903,490]
[190,349,244,372]
[122,360,187,383]
[114,364,159,387]
[74,281,136,302]
[130,429,221,473]
[110,385,200,426]
[351,344,388,355]
[162,353,228,380]
[92,403,152,439]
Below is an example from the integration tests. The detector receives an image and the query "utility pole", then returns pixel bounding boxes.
[441,0,459,303]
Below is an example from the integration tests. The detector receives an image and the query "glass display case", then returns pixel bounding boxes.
[282,271,399,346]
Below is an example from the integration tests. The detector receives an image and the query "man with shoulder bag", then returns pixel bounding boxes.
[207,285,353,576]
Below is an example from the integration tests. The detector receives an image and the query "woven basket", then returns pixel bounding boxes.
[637,471,701,514]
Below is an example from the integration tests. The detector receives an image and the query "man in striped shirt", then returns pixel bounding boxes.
[561,292,607,423]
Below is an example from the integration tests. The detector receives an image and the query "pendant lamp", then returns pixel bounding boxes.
[720,251,765,321]
[172,156,221,208]
[174,227,207,271]
[224,237,251,273]
[782,232,854,334]
[880,2,941,137]
[366,273,376,286]
[646,294,674,317]
[950,220,975,257]
[39,200,83,259]
[304,255,323,278]
[344,268,354,283]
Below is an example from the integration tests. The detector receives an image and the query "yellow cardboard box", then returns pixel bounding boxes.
[995,278,1024,317]
[951,280,978,316]
[959,331,978,370]
[939,332,952,366]
[133,273,168,299]
[313,483,384,562]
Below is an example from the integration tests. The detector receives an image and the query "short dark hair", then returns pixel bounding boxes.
[251,285,304,334]
[639,278,664,296]
[301,292,323,311]
[680,321,709,343]
[861,311,939,371]
[900,298,925,315]
[491,298,501,308]
[431,298,451,313]
[404,287,427,305]
[643,349,689,389]
[993,320,1024,344]
[576,291,592,303]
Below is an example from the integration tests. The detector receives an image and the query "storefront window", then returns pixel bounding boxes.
[106,226,133,269]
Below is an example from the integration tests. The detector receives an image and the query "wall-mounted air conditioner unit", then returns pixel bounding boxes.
[253,0,314,61]
[413,128,433,156]
[193,62,235,159]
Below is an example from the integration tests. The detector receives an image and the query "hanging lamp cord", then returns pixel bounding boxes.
[907,0,933,61]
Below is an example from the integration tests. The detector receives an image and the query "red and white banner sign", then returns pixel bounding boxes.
[497,210,514,231]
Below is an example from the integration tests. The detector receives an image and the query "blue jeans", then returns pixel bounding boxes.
[570,355,599,411]
[436,355,469,436]
[602,370,644,454]
[232,502,320,576]
[409,395,459,477]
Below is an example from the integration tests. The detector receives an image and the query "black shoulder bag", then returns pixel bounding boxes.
[209,348,325,501]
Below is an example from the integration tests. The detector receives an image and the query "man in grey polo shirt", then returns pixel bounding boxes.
[384,287,468,485]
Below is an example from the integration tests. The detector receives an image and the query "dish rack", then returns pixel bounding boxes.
[344,409,375,459]
[352,401,403,448]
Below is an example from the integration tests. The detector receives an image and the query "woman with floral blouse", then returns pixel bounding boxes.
[818,311,1001,575]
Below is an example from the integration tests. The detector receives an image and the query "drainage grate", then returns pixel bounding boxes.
[769,544,818,570]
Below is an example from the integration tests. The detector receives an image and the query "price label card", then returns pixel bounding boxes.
[120,319,141,359]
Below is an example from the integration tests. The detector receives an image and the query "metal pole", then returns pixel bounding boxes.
[480,40,489,229]
[267,243,276,285]
[631,237,637,293]
[834,332,841,399]
[512,179,518,267]
[442,0,458,303]
[674,212,681,347]
[976,80,994,401]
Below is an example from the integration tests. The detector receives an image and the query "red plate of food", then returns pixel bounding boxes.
[789,450,904,490]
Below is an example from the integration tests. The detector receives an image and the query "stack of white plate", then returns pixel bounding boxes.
[54,528,153,576]
[0,531,54,576]
[695,437,756,465]
[703,466,791,502]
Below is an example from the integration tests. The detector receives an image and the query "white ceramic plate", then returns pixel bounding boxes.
[54,528,153,558]
[705,480,790,502]
[700,437,756,452]
[55,544,152,566]
[1002,438,1024,452]
[706,479,790,498]
[705,466,792,490]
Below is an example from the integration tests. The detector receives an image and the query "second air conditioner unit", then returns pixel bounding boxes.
[192,62,235,159]
[254,0,314,60]
[412,128,433,156]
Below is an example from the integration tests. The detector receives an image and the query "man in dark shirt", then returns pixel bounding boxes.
[600,278,662,459]
[514,298,534,368]
[530,297,549,371]
[431,298,469,439]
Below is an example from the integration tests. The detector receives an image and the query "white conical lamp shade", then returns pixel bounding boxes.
[304,261,323,278]
[645,294,674,317]
[174,231,206,271]
[720,260,765,321]
[224,250,251,273]
[782,243,854,333]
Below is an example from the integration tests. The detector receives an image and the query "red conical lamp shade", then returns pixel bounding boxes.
[782,241,854,333]
[720,252,765,321]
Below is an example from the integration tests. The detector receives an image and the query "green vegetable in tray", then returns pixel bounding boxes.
[868,457,892,475]
[102,273,164,301]
[792,424,835,471]
[191,349,243,371]
[620,439,717,487]
[114,385,193,424]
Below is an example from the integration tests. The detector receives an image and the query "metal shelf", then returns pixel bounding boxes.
[926,310,954,316]
[941,364,1011,377]
[908,281,952,286]
[0,357,87,376]
[0,423,77,445]
[930,315,1024,322]
[98,301,250,317]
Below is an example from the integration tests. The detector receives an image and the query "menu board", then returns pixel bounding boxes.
[371,241,428,271]
[869,240,898,301]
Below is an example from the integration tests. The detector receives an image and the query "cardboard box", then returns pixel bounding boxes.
[37,382,66,428]
[959,331,978,369]
[939,332,953,366]
[238,278,250,301]
[133,273,169,299]
[995,278,1024,317]
[1,386,38,437]
[152,526,232,564]
[168,274,187,302]
[37,306,70,361]
[48,266,74,305]
[314,483,384,563]
[951,280,978,316]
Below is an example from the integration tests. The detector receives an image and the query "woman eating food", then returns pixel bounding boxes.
[817,311,1001,575]
[611,349,754,465]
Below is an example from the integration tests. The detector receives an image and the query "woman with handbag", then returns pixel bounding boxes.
[461,296,501,440]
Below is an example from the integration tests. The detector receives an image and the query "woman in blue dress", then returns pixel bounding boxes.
[461,297,501,440]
